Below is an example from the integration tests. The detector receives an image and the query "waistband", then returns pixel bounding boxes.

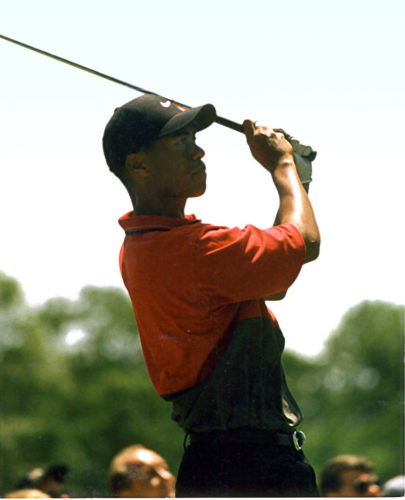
[187,428,306,451]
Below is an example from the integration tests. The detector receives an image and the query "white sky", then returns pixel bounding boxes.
[1,0,404,357]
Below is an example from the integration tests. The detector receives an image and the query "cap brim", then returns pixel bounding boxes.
[158,104,216,138]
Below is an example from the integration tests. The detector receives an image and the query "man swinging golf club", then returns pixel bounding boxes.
[102,94,321,497]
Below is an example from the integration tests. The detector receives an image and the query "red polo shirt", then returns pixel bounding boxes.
[118,213,306,396]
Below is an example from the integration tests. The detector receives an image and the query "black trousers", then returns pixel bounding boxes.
[175,437,319,497]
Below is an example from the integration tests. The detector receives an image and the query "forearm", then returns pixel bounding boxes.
[272,160,320,263]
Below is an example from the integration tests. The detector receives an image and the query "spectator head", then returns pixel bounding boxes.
[382,475,405,497]
[320,454,382,497]
[109,444,175,497]
[4,489,51,498]
[16,465,69,498]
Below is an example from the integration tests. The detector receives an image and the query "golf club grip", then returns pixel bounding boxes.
[215,115,244,133]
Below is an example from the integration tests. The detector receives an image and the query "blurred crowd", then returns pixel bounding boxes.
[1,445,175,499]
[1,447,403,498]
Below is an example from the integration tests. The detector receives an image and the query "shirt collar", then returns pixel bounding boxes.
[118,211,199,233]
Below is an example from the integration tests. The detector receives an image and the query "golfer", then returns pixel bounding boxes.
[102,94,321,497]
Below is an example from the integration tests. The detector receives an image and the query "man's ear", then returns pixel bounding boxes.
[125,153,148,178]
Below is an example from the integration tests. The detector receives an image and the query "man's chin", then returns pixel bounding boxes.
[190,186,206,198]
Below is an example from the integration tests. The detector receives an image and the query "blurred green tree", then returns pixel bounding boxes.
[0,273,183,497]
[284,300,404,482]
[1,270,403,495]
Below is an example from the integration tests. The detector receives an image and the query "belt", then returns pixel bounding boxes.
[188,428,306,451]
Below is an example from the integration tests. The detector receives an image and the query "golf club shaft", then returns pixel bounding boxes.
[0,33,244,133]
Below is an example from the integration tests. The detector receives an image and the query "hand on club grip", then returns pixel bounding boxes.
[243,120,294,173]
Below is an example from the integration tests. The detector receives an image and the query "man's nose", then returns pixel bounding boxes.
[193,144,205,160]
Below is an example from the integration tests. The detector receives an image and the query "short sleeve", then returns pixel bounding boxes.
[195,223,306,303]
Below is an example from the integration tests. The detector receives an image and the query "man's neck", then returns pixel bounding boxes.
[131,195,186,218]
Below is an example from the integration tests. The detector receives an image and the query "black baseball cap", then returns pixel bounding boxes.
[102,94,216,174]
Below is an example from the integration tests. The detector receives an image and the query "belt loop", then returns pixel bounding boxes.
[292,430,306,450]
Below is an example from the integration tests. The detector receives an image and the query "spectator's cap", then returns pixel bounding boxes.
[383,475,405,497]
[17,465,69,489]
[103,94,216,174]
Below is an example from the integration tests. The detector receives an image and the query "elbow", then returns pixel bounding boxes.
[304,236,321,263]
[264,290,287,301]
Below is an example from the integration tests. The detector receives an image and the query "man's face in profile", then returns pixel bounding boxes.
[331,469,382,497]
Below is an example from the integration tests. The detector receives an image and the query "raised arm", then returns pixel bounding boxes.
[243,120,320,264]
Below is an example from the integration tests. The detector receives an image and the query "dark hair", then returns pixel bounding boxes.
[320,455,374,495]
[109,472,131,494]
